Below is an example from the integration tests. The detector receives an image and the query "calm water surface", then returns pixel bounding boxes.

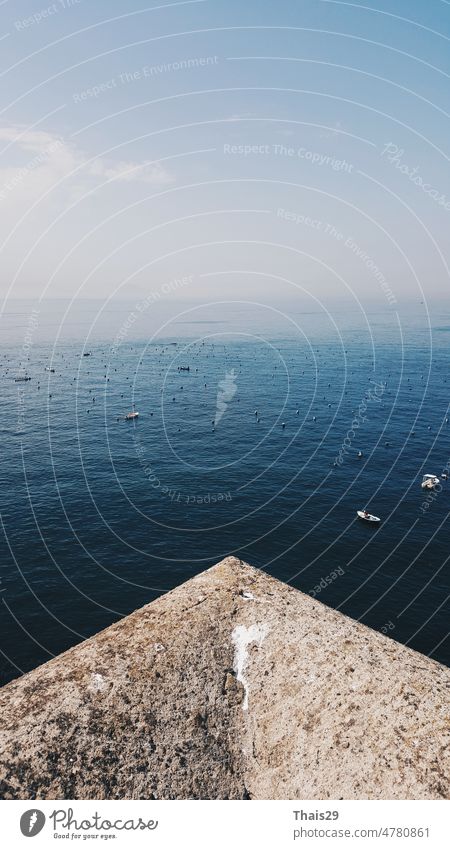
[1,299,449,682]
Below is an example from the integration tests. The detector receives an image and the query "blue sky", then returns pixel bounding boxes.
[0,0,449,307]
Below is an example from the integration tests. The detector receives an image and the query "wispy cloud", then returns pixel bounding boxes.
[0,125,174,206]
[88,157,172,185]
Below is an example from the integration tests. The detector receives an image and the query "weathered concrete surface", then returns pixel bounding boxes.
[0,557,449,800]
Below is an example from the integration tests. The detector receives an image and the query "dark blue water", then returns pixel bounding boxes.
[1,299,449,683]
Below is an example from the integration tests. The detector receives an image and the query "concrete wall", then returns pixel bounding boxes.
[0,557,449,799]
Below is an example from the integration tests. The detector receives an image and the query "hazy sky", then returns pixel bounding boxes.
[0,0,449,309]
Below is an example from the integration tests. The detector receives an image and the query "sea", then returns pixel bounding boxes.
[1,297,449,684]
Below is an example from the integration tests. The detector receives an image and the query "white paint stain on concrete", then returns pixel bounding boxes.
[232,623,269,711]
[91,673,106,692]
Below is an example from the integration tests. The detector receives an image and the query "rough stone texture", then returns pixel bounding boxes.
[0,557,449,800]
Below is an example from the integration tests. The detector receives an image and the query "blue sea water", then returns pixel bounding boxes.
[1,298,449,683]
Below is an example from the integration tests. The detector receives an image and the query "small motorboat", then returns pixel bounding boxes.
[125,411,139,420]
[421,474,440,490]
[357,510,380,523]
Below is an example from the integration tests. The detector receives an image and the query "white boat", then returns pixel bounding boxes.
[125,411,139,420]
[421,474,439,490]
[357,510,380,523]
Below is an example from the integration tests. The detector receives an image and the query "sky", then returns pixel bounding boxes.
[0,0,449,310]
